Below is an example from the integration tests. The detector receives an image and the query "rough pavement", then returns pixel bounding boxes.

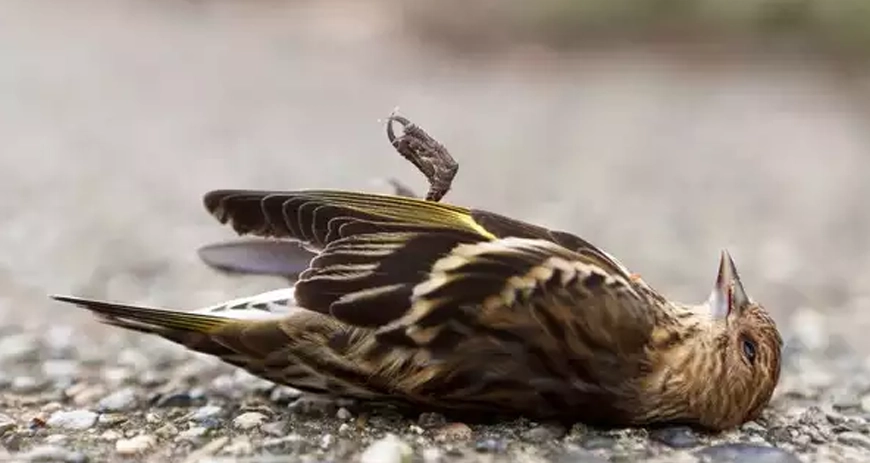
[2,1,870,462]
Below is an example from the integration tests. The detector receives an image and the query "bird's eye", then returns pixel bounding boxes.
[741,337,757,363]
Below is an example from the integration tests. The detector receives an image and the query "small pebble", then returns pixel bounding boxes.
[261,420,288,437]
[190,405,224,422]
[650,426,700,448]
[155,423,179,438]
[269,386,302,403]
[69,385,106,406]
[17,445,87,463]
[580,435,616,451]
[422,447,442,463]
[100,430,122,441]
[0,413,16,434]
[233,412,266,430]
[41,403,63,414]
[522,424,567,443]
[695,443,801,463]
[741,421,767,434]
[336,407,353,421]
[116,434,155,455]
[360,434,413,463]
[46,410,98,430]
[97,414,127,427]
[474,438,507,453]
[262,434,303,450]
[98,387,138,412]
[288,395,338,416]
[435,423,473,441]
[553,445,608,463]
[408,424,424,435]
[178,426,209,442]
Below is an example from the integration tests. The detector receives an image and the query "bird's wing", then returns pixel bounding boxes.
[202,189,637,282]
[318,235,660,417]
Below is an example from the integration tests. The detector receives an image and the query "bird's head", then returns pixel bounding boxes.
[685,250,783,430]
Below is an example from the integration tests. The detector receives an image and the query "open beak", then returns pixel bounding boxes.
[707,250,749,319]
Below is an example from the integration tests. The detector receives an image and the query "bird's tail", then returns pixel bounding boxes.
[50,293,383,397]
[50,295,243,358]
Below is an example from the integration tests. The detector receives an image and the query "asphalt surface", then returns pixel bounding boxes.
[3,1,870,462]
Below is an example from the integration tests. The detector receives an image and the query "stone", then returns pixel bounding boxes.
[232,412,266,430]
[17,445,87,463]
[269,386,302,404]
[360,434,413,463]
[97,387,138,412]
[336,407,353,421]
[97,414,127,427]
[115,434,155,455]
[261,420,288,437]
[190,405,224,422]
[522,424,567,443]
[435,422,473,442]
[178,426,209,442]
[650,426,700,449]
[474,438,508,453]
[46,410,98,430]
[695,443,801,462]
[0,413,16,434]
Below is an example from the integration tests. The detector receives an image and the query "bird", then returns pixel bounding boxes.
[51,188,783,431]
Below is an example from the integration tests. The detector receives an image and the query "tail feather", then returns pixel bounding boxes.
[48,295,249,360]
[50,295,231,333]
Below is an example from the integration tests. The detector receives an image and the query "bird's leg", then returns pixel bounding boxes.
[385,112,459,203]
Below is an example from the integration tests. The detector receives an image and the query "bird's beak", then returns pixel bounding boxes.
[707,250,749,319]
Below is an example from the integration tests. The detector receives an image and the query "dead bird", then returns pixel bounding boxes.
[51,114,782,431]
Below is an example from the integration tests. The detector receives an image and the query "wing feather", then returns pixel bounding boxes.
[202,189,636,284]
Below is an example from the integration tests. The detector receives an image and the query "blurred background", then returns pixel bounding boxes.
[2,0,870,368]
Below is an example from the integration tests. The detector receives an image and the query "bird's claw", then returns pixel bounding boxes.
[384,110,458,203]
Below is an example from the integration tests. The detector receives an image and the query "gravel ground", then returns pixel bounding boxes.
[3,1,870,462]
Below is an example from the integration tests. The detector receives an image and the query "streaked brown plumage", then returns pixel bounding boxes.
[52,189,782,431]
